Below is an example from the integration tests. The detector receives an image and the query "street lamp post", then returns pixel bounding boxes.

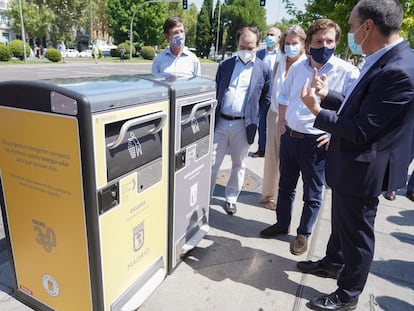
[18,0,27,63]
[129,0,180,60]
[215,0,221,60]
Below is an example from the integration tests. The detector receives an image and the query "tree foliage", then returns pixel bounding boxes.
[7,0,54,43]
[221,0,267,52]
[283,0,414,56]
[106,0,169,46]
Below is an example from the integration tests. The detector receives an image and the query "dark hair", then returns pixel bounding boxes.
[236,26,261,46]
[305,19,341,45]
[163,16,184,35]
[356,0,403,36]
[280,25,306,55]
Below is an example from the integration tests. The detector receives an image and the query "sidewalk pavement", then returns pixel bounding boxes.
[1,141,414,311]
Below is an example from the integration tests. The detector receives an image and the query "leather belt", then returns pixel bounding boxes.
[221,113,245,120]
[289,129,305,139]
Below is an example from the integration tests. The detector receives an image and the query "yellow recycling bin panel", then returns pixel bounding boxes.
[0,76,170,311]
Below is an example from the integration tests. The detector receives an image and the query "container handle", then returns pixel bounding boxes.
[107,111,167,149]
[181,99,217,125]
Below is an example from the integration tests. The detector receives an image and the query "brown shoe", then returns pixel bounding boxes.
[291,235,307,255]
[383,191,396,201]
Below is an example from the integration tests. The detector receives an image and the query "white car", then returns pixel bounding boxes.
[79,49,92,58]
[65,49,80,58]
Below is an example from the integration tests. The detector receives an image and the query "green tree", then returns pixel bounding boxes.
[212,0,225,57]
[106,0,169,47]
[401,0,414,47]
[221,0,267,53]
[7,0,54,43]
[196,0,214,58]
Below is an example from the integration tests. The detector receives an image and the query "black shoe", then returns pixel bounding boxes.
[224,202,237,215]
[296,260,339,279]
[251,150,265,157]
[306,293,357,311]
[406,189,414,202]
[259,223,289,238]
[383,191,396,201]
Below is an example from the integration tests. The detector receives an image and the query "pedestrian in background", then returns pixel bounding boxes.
[92,44,99,64]
[152,16,200,76]
[57,40,66,62]
[211,26,272,215]
[252,26,281,158]
[259,19,359,257]
[298,0,414,309]
[259,25,307,210]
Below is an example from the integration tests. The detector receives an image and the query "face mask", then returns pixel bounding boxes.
[284,44,301,58]
[265,35,276,47]
[171,33,185,49]
[309,46,335,64]
[347,24,366,55]
[238,50,255,64]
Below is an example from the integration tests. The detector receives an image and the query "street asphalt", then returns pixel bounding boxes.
[0,59,413,310]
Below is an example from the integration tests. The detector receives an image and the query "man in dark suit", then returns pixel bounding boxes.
[299,0,414,310]
[211,26,272,215]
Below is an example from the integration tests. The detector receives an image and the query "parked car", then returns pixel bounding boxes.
[65,48,80,58]
[79,49,92,58]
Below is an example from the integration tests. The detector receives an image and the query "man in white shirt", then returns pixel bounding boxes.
[152,16,201,76]
[211,26,272,215]
[259,19,359,256]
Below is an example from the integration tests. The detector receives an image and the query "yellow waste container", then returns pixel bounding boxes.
[0,76,170,311]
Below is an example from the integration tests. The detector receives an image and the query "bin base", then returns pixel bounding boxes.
[182,224,209,254]
[111,257,165,311]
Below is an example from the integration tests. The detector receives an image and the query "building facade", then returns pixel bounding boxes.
[0,0,16,44]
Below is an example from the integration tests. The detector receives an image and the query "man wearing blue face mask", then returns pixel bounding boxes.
[259,19,359,257]
[211,26,272,215]
[152,16,201,76]
[252,27,281,158]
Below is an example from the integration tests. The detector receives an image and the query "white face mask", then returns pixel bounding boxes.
[284,44,301,58]
[238,50,255,64]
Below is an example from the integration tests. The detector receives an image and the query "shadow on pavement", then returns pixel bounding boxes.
[184,234,324,300]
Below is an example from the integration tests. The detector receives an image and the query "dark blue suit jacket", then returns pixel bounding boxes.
[215,56,272,144]
[316,40,414,197]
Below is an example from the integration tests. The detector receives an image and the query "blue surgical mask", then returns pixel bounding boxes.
[347,24,366,55]
[284,44,301,58]
[265,35,276,47]
[171,33,185,49]
[309,46,335,64]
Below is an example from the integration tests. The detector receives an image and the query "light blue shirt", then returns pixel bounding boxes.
[337,37,404,114]
[262,49,280,72]
[221,57,255,117]
[278,55,360,134]
[151,47,201,76]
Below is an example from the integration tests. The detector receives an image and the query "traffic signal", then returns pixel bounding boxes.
[259,0,266,6]
[182,0,188,9]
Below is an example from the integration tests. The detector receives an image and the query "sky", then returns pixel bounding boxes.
[190,0,307,25]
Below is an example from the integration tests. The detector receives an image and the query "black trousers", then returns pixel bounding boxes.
[323,190,379,301]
